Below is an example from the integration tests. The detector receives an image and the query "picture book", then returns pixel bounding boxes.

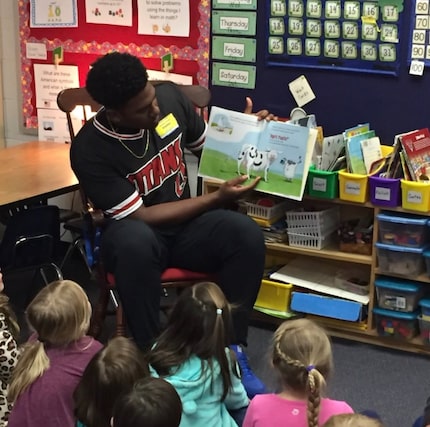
[198,106,318,201]
[343,123,370,140]
[345,130,376,174]
[400,128,430,181]
[360,136,382,174]
[383,134,402,179]
[320,133,345,171]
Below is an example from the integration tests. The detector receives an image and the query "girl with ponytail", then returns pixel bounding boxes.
[147,282,249,427]
[7,280,103,427]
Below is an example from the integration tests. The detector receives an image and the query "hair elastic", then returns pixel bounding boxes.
[306,364,315,372]
[216,308,223,315]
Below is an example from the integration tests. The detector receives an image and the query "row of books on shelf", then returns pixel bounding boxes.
[316,123,430,183]
[198,104,430,207]
[198,107,430,214]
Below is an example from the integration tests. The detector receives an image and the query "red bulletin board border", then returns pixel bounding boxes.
[19,0,210,128]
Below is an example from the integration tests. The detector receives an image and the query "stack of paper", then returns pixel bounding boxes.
[269,258,369,305]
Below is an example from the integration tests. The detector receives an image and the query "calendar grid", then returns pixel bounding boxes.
[266,0,404,76]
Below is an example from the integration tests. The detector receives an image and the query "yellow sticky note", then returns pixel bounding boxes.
[155,113,179,138]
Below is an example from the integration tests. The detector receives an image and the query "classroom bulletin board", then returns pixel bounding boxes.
[266,0,405,76]
[19,0,210,129]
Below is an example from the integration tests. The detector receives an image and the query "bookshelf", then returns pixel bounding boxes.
[204,179,430,355]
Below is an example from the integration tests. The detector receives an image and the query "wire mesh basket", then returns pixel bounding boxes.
[287,231,336,250]
[244,200,290,220]
[285,206,340,236]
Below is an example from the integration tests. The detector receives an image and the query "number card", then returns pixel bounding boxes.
[409,0,430,70]
[266,0,404,75]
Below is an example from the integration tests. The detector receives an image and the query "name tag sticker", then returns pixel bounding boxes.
[155,113,179,138]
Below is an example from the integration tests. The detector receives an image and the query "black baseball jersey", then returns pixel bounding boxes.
[70,82,207,220]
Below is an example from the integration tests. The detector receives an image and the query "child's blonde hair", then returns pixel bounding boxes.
[8,280,91,402]
[323,413,385,427]
[147,281,235,400]
[272,318,333,427]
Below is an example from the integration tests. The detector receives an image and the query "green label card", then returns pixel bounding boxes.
[212,0,257,9]
[212,11,257,36]
[212,36,256,62]
[212,62,256,89]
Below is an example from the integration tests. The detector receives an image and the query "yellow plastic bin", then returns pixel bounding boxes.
[401,180,430,213]
[254,279,292,312]
[338,169,369,203]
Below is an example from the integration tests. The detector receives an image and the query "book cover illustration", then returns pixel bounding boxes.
[343,123,370,139]
[400,128,430,181]
[320,133,345,171]
[360,136,382,174]
[345,130,376,174]
[198,106,317,201]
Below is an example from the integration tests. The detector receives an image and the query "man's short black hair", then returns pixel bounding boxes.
[86,52,148,109]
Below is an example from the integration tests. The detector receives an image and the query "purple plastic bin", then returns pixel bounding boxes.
[369,175,401,207]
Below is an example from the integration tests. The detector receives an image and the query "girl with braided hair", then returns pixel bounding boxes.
[243,318,353,427]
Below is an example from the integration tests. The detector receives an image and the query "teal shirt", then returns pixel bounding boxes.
[150,348,249,427]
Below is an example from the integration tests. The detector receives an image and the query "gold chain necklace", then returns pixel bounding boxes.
[106,115,150,159]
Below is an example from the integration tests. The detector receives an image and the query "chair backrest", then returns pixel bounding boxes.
[0,205,61,270]
[56,87,101,142]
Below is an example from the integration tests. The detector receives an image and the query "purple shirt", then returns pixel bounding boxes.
[243,393,354,427]
[8,336,103,427]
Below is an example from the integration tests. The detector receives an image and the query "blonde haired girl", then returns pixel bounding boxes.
[243,318,353,427]
[147,282,249,427]
[323,413,385,427]
[7,280,103,427]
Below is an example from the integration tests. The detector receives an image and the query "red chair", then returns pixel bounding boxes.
[90,267,215,337]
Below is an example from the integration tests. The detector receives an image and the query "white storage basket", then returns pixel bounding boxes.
[245,200,289,220]
[287,231,335,250]
[285,206,340,236]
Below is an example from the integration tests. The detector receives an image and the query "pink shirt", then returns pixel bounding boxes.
[243,393,354,427]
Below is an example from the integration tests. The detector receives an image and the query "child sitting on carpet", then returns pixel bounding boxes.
[323,413,385,426]
[7,280,103,427]
[74,335,149,427]
[0,270,20,426]
[147,281,249,427]
[111,377,182,427]
[243,318,354,427]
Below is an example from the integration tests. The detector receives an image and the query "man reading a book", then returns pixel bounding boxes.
[70,52,276,398]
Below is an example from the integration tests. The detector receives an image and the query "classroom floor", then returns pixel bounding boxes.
[6,247,429,427]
